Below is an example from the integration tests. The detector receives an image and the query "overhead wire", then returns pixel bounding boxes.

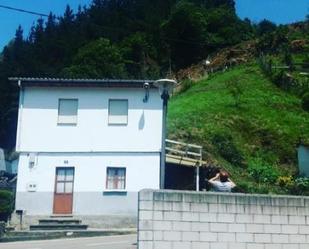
[0,4,48,17]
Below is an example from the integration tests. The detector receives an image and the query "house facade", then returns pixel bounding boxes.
[11,78,162,217]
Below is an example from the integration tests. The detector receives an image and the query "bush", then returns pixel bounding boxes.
[248,158,279,183]
[211,134,245,167]
[179,79,194,93]
[302,92,309,112]
[0,190,14,222]
[290,177,309,195]
[0,221,5,237]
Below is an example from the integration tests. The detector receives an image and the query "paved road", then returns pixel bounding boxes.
[0,234,137,249]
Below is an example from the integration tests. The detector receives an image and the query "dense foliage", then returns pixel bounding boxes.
[0,0,255,149]
[0,190,14,222]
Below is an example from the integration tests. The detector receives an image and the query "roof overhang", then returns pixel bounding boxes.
[9,77,156,88]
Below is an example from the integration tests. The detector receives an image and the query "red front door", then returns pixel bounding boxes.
[53,167,74,214]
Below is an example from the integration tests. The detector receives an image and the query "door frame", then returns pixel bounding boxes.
[53,167,75,214]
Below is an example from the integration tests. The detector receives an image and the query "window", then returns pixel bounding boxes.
[58,99,78,124]
[55,168,74,194]
[106,167,126,190]
[108,99,128,125]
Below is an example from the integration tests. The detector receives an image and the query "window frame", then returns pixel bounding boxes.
[57,98,79,125]
[108,99,128,125]
[106,167,126,190]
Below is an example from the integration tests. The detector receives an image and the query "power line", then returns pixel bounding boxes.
[0,4,48,17]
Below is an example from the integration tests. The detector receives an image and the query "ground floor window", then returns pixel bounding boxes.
[106,167,126,190]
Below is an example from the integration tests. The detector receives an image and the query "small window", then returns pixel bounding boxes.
[106,167,126,190]
[58,99,78,124]
[108,99,128,125]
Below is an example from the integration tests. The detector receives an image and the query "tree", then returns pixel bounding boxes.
[62,38,126,78]
[257,19,277,36]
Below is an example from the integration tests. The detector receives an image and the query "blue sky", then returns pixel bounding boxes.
[0,0,308,50]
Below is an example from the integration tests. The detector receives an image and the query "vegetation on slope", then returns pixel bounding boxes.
[168,63,309,194]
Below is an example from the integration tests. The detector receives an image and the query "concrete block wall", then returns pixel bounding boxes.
[138,189,309,249]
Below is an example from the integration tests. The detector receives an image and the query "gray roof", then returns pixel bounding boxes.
[9,77,156,88]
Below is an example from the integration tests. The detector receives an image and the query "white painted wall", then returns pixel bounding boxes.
[17,87,163,152]
[16,152,160,215]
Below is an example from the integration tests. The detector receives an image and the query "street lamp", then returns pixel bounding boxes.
[154,79,177,189]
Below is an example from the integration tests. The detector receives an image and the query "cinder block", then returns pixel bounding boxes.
[297,207,309,216]
[209,203,227,213]
[272,234,289,243]
[209,242,228,249]
[163,231,181,241]
[140,201,153,210]
[153,211,163,220]
[182,212,199,222]
[236,233,253,242]
[164,192,183,202]
[140,211,153,220]
[139,220,153,230]
[154,201,172,211]
[139,190,154,201]
[246,243,264,249]
[139,231,153,241]
[286,197,305,207]
[280,206,298,215]
[182,231,199,241]
[217,194,236,204]
[153,241,172,249]
[217,214,235,223]
[264,224,281,234]
[200,213,217,222]
[227,243,246,249]
[243,204,263,215]
[254,233,271,243]
[199,193,218,204]
[300,244,309,249]
[262,205,280,215]
[172,221,191,231]
[153,221,172,231]
[289,215,306,225]
[281,225,299,234]
[199,232,218,242]
[283,244,299,249]
[217,232,236,242]
[299,225,309,234]
[172,241,191,249]
[246,224,264,233]
[154,192,165,201]
[235,214,253,223]
[173,202,190,212]
[192,241,210,249]
[210,223,228,232]
[264,243,281,249]
[191,222,209,232]
[190,202,208,212]
[163,211,182,221]
[235,195,251,205]
[183,193,201,203]
[153,231,163,241]
[139,241,153,249]
[228,223,246,233]
[253,214,271,224]
[271,215,289,224]
[289,234,306,243]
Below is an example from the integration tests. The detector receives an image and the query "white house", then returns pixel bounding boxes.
[10,78,163,218]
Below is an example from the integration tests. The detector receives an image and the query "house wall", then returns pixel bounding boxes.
[138,189,309,249]
[17,87,162,153]
[16,152,160,215]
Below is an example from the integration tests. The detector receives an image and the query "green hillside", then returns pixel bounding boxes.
[167,62,309,194]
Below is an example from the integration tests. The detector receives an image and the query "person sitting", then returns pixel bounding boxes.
[208,170,236,192]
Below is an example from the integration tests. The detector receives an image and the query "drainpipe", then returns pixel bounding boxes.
[16,80,24,152]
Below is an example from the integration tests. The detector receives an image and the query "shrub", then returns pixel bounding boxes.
[0,190,14,222]
[248,158,279,183]
[290,177,309,195]
[211,134,245,167]
[179,79,194,93]
[0,221,5,237]
[302,92,309,112]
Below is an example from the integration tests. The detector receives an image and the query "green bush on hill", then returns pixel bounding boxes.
[0,190,14,222]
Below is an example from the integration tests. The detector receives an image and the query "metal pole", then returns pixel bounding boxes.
[196,165,199,191]
[160,92,168,189]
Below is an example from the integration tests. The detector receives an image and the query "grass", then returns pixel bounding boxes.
[167,62,309,194]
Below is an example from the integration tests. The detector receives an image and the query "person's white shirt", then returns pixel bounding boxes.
[210,181,234,192]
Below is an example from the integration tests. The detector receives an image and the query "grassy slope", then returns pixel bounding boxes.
[167,62,309,194]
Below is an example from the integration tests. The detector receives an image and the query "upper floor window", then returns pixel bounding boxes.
[106,167,126,190]
[58,99,78,125]
[108,99,128,125]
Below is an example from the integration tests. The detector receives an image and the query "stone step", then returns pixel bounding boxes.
[38,219,81,225]
[30,224,88,231]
